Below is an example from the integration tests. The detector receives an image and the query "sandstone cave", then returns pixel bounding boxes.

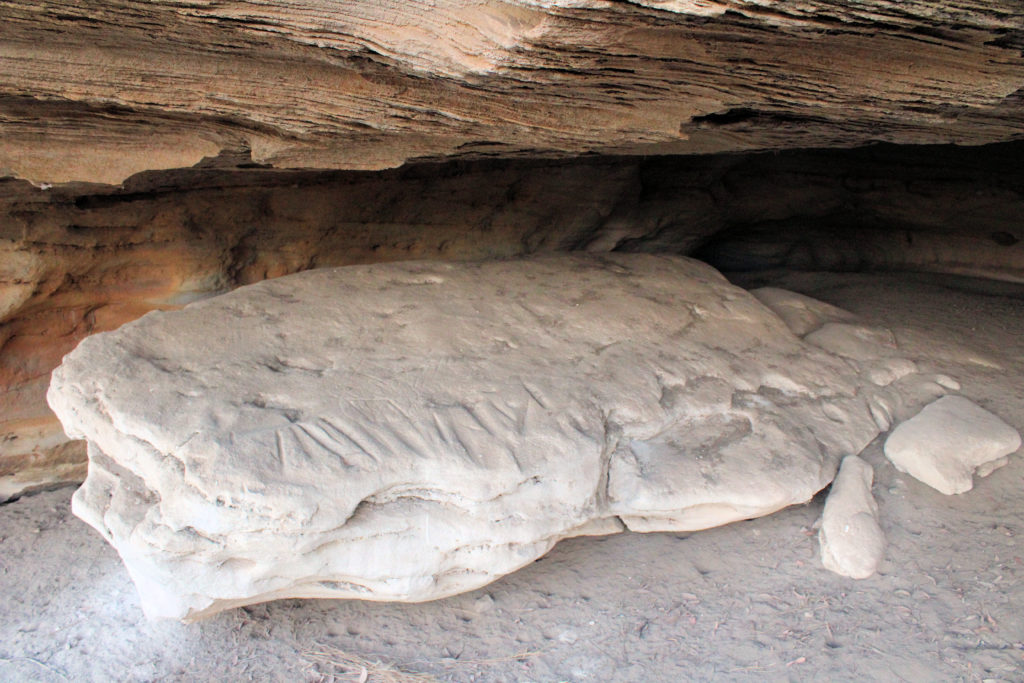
[1,1,1023,681]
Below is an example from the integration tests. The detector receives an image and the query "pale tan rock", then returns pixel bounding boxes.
[884,396,1021,495]
[49,254,935,620]
[805,323,899,361]
[749,287,857,337]
[819,456,885,580]
[977,456,1009,479]
[866,359,919,388]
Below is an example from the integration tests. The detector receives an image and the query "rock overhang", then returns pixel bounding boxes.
[2,0,1023,185]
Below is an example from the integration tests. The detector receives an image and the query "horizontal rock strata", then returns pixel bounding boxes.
[3,1,1023,184]
[49,254,949,619]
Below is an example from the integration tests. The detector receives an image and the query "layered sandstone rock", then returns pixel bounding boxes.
[49,254,949,620]
[3,1,1023,184]
[4,0,1024,499]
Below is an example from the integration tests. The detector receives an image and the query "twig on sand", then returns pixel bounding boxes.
[302,643,438,683]
[433,647,547,668]
[0,655,69,681]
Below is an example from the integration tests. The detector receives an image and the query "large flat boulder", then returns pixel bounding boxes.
[49,254,939,620]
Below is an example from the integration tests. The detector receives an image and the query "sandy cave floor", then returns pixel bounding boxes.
[2,269,1024,682]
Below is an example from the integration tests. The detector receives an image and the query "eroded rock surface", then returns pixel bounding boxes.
[749,287,857,338]
[884,396,1021,495]
[4,1,1023,184]
[49,254,947,620]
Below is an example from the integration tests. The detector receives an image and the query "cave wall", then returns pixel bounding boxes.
[2,1,1023,498]
[2,141,1023,499]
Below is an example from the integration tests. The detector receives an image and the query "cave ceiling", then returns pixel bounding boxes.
[1,0,1022,184]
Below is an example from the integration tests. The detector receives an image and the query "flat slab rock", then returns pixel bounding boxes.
[50,254,940,620]
[884,396,1021,495]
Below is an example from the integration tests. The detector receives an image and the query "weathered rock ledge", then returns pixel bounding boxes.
[3,1,1023,184]
[49,254,948,619]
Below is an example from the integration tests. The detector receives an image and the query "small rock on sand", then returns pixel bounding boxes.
[819,455,885,579]
[884,396,1021,495]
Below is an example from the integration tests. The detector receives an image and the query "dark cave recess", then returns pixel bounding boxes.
[4,139,1022,283]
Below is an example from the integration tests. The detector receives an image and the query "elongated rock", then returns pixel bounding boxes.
[49,254,941,620]
[819,456,885,579]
